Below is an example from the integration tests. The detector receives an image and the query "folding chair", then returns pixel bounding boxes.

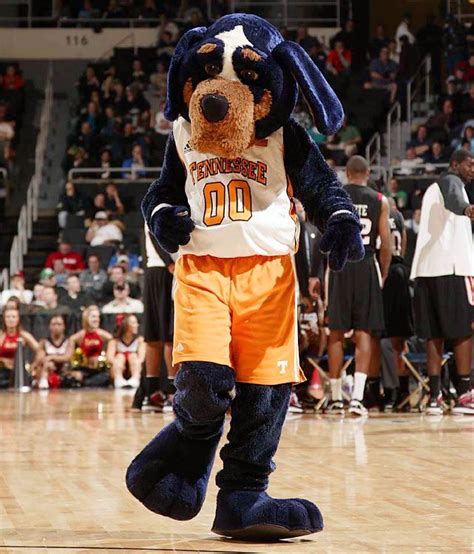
[306,354,354,411]
[400,352,451,412]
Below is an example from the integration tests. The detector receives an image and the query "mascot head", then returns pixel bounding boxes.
[165,13,344,158]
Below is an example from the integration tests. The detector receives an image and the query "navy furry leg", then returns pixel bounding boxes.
[212,383,323,540]
[126,362,235,520]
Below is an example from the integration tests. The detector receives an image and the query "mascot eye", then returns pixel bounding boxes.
[205,63,222,77]
[239,69,259,81]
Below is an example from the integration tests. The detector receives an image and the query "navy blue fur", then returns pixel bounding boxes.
[126,362,235,520]
[162,13,342,138]
[273,41,344,134]
[217,383,291,491]
[212,383,322,535]
[283,119,364,271]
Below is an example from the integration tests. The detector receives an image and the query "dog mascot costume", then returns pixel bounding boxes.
[126,13,364,541]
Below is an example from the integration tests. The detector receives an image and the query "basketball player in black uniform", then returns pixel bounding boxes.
[368,199,414,410]
[326,156,392,416]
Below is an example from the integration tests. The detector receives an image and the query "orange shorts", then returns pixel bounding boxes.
[173,254,304,385]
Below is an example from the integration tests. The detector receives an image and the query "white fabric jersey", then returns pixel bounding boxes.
[44,337,68,357]
[172,117,299,258]
[117,336,140,355]
[410,182,474,279]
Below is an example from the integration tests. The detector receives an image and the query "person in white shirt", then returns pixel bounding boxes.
[395,13,416,53]
[0,272,33,306]
[85,211,123,246]
[411,150,474,415]
[101,283,144,314]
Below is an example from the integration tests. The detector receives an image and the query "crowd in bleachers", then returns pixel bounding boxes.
[0,10,473,415]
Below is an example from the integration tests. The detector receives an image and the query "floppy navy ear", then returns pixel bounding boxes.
[165,26,207,121]
[272,41,344,135]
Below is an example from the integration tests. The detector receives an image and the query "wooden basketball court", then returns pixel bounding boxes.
[1,389,472,553]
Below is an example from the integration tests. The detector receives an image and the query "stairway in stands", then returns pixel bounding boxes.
[23,215,59,287]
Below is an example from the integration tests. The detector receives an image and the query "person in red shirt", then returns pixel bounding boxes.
[44,240,85,273]
[326,40,352,75]
[1,65,25,90]
[455,54,474,82]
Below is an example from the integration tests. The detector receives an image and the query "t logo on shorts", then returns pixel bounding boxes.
[277,360,288,374]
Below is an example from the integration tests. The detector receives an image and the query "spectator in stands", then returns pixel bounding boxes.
[417,15,443,94]
[0,308,38,387]
[38,268,56,288]
[454,126,474,152]
[407,124,431,158]
[0,272,33,306]
[59,275,93,312]
[443,14,468,76]
[456,53,474,83]
[104,182,125,215]
[398,147,424,175]
[326,116,362,162]
[332,19,357,58]
[0,103,15,144]
[100,105,118,138]
[124,87,150,129]
[109,80,127,115]
[149,60,169,101]
[3,296,22,312]
[395,13,416,53]
[424,141,450,165]
[70,305,112,387]
[108,247,140,274]
[102,0,127,20]
[86,192,107,222]
[107,314,145,388]
[387,39,399,64]
[326,40,352,76]
[398,35,419,81]
[74,121,98,157]
[295,26,316,52]
[78,65,100,103]
[78,0,100,20]
[366,46,398,104]
[130,59,147,89]
[384,177,408,210]
[80,254,108,302]
[57,181,88,228]
[102,265,140,302]
[52,259,69,289]
[98,148,113,179]
[122,143,148,179]
[157,12,180,43]
[63,146,89,176]
[102,283,144,314]
[81,101,103,134]
[308,41,327,74]
[45,239,85,273]
[34,315,72,390]
[1,64,25,91]
[460,83,474,121]
[369,24,389,60]
[85,211,123,246]
[427,98,459,137]
[31,283,46,309]
[153,100,173,136]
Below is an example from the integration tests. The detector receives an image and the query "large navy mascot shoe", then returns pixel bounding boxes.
[126,362,235,520]
[212,383,323,540]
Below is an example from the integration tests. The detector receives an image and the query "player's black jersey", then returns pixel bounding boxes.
[388,209,405,257]
[344,184,382,256]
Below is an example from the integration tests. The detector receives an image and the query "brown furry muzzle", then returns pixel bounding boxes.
[187,78,271,158]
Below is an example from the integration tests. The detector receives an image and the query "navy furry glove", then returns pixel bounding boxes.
[320,212,365,271]
[150,205,195,253]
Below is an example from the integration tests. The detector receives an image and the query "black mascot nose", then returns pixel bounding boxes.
[200,94,229,123]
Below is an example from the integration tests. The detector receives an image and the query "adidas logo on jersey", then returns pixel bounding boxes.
[184,142,193,153]
[175,343,185,353]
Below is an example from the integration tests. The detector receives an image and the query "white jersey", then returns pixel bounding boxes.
[44,337,68,357]
[144,223,166,268]
[172,117,299,258]
[117,336,140,355]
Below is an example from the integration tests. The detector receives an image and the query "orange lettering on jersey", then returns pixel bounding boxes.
[187,156,268,187]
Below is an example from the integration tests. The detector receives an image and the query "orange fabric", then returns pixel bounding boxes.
[173,254,304,385]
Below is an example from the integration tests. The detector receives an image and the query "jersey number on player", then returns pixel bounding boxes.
[360,217,372,245]
[203,180,252,226]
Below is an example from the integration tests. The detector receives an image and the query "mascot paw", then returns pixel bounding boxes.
[125,421,218,521]
[151,205,195,253]
[320,212,365,271]
[212,490,323,541]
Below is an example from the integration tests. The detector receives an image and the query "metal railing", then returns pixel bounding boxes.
[68,166,162,184]
[407,55,431,130]
[7,62,54,278]
[386,101,401,166]
[388,162,449,179]
[365,132,381,167]
[229,0,341,26]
